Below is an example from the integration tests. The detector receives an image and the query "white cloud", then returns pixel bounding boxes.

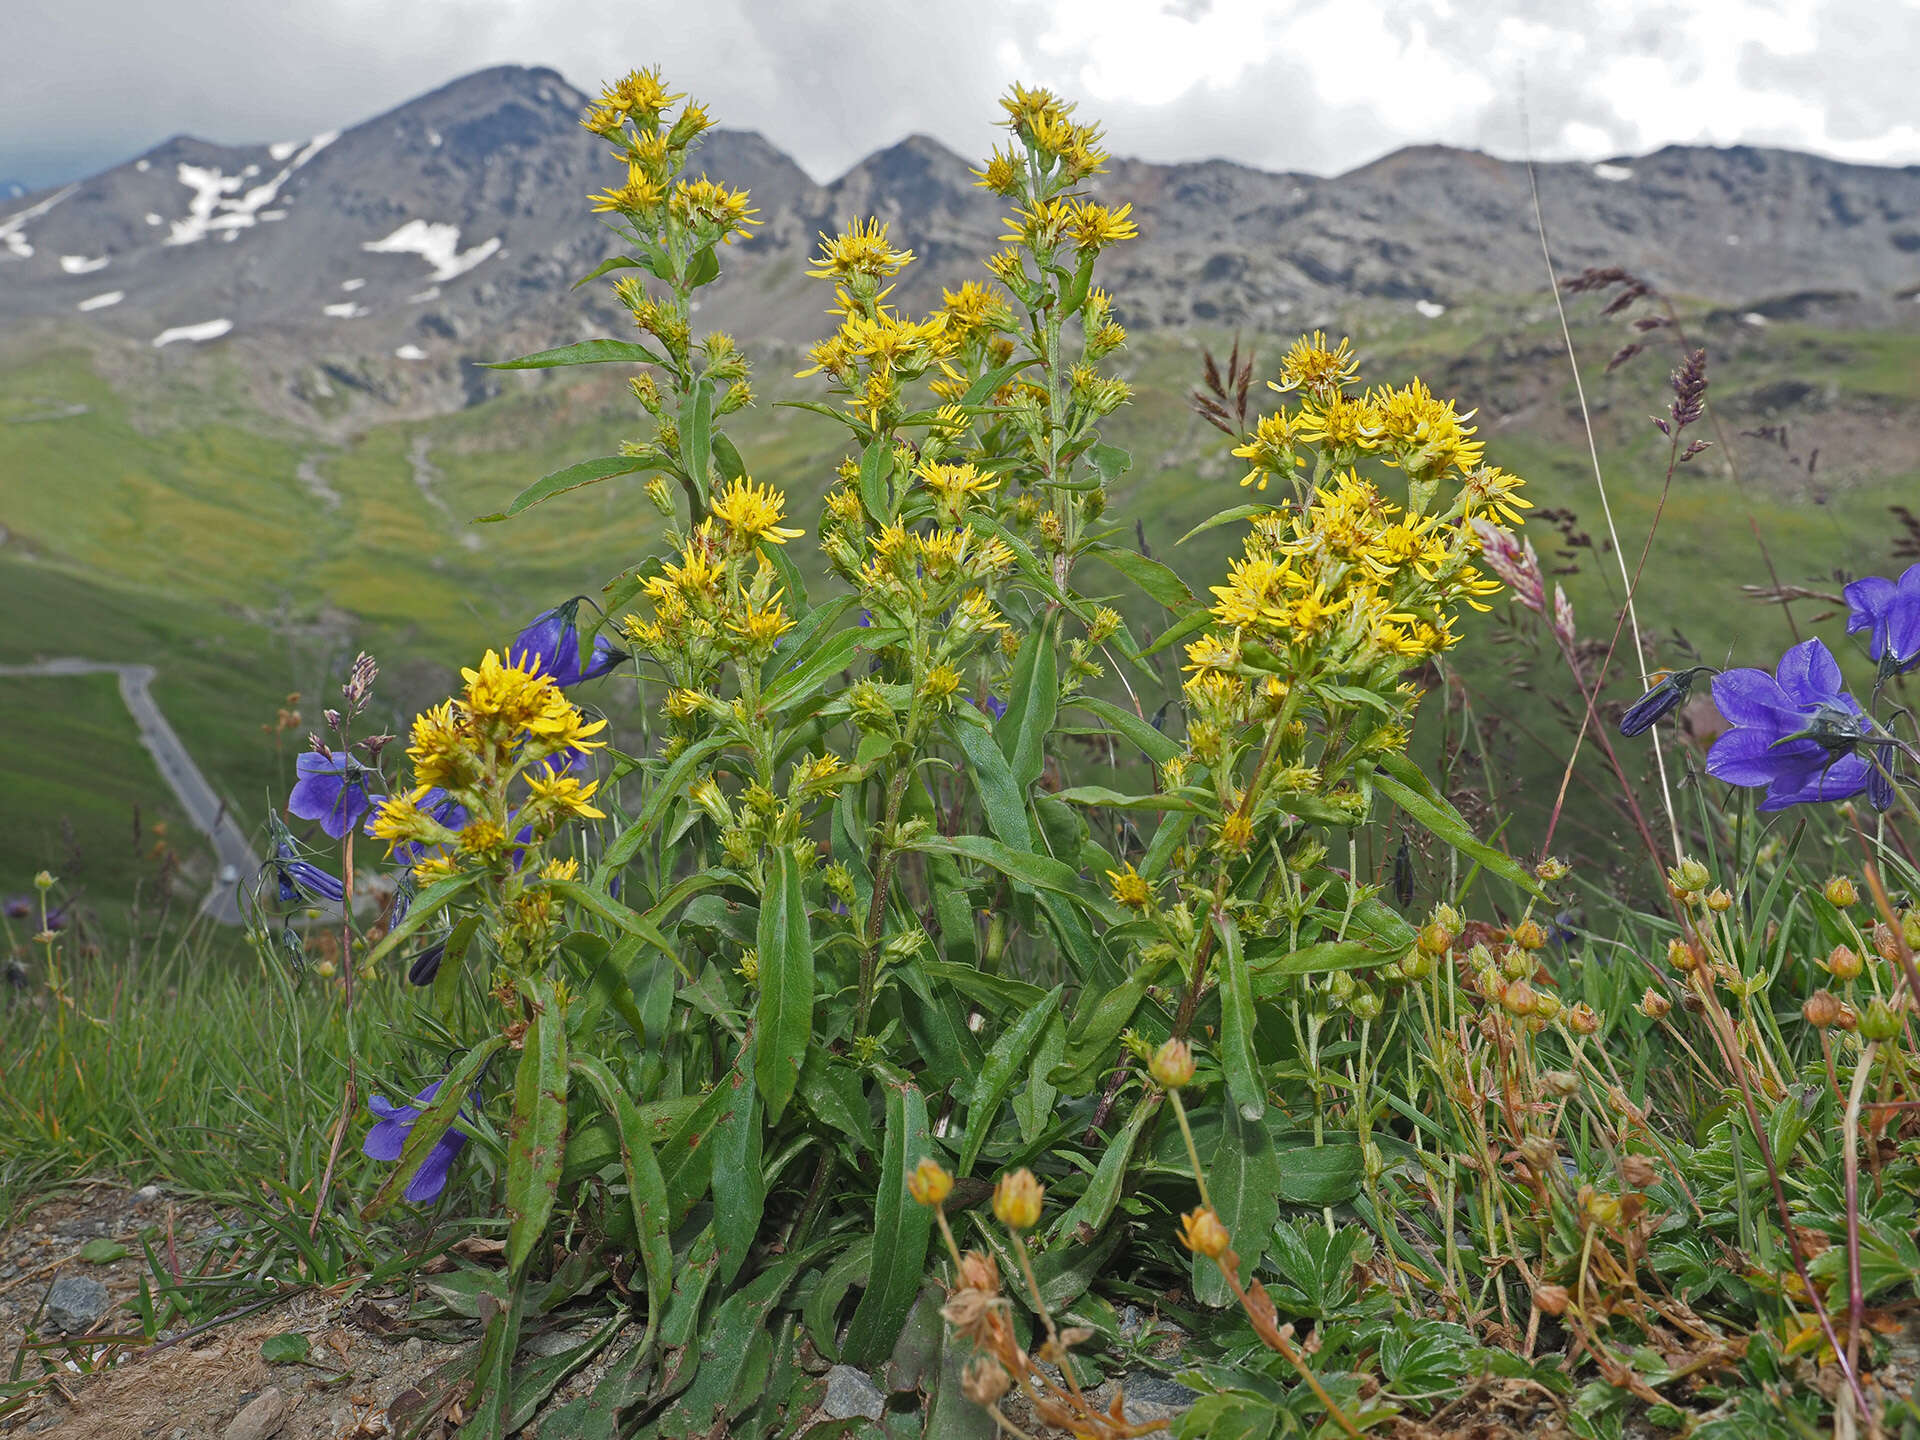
[3,0,1918,192]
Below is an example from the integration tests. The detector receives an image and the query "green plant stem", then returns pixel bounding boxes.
[854,765,913,1039]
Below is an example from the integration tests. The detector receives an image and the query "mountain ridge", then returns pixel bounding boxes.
[3,62,1918,429]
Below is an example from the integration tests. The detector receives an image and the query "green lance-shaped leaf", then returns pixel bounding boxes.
[839,1075,933,1367]
[907,834,1126,927]
[677,378,714,506]
[1213,910,1265,1122]
[711,1040,765,1288]
[568,1055,673,1360]
[506,984,570,1276]
[483,338,668,370]
[476,456,660,523]
[1047,950,1171,1093]
[1086,541,1193,610]
[1371,750,1542,896]
[996,615,1059,792]
[360,872,478,970]
[1193,1101,1282,1308]
[947,710,1036,849]
[957,984,1064,1178]
[1050,1091,1161,1243]
[1066,696,1181,767]
[592,734,729,884]
[858,433,893,524]
[360,1033,507,1220]
[754,847,814,1122]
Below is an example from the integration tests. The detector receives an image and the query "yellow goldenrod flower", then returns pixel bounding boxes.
[524,771,607,822]
[991,1168,1044,1230]
[670,175,760,241]
[1232,410,1306,490]
[711,477,803,549]
[1183,632,1241,674]
[607,67,682,120]
[808,218,914,282]
[1106,864,1152,910]
[972,145,1023,195]
[727,596,796,648]
[1297,392,1384,455]
[1273,330,1359,399]
[1067,200,1138,250]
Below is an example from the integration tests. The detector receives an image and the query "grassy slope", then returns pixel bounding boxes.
[5,310,1918,912]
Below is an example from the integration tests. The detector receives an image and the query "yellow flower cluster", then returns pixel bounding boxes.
[582,77,756,247]
[622,476,806,684]
[368,651,608,955]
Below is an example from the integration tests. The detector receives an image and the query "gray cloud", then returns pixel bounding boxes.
[4,0,1917,192]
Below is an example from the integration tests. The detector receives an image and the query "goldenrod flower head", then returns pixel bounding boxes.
[792,753,851,795]
[524,771,607,822]
[1183,632,1241,674]
[1460,465,1532,526]
[1219,811,1255,854]
[727,595,795,648]
[917,460,998,516]
[809,218,914,282]
[972,145,1023,195]
[1002,198,1074,249]
[1232,410,1307,490]
[1274,331,1359,400]
[458,817,512,861]
[921,663,964,705]
[908,1157,954,1207]
[982,248,1028,290]
[406,699,477,789]
[1298,392,1384,455]
[1178,1206,1231,1259]
[671,175,759,241]
[539,856,581,882]
[607,67,682,121]
[1067,200,1138,251]
[998,82,1072,136]
[711,477,803,550]
[588,165,666,215]
[991,1168,1044,1230]
[1106,863,1152,910]
[941,279,1009,335]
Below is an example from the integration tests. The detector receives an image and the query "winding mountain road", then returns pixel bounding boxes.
[0,659,260,924]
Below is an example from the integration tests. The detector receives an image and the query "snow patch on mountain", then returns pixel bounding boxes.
[153,318,232,346]
[323,302,369,318]
[340,278,366,291]
[0,185,78,260]
[362,220,501,282]
[164,132,335,247]
[1593,163,1634,183]
[60,254,109,274]
[395,344,428,360]
[1414,299,1446,318]
[77,291,124,311]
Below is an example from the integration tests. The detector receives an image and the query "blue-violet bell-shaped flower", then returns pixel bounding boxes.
[1844,561,1920,676]
[1618,667,1709,737]
[511,601,626,687]
[270,840,345,906]
[362,1079,469,1203]
[1704,638,1883,811]
[289,751,378,839]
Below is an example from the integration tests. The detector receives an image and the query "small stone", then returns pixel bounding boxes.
[402,1338,424,1363]
[1092,1372,1197,1426]
[222,1386,287,1440]
[135,1185,163,1206]
[822,1364,886,1422]
[525,1328,591,1358]
[44,1273,110,1333]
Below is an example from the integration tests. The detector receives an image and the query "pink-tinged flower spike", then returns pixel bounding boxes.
[1844,560,1920,678]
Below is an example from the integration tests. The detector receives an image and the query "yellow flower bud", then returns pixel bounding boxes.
[1511,918,1548,951]
[1177,1206,1231,1259]
[1824,876,1858,908]
[1705,887,1733,913]
[991,1168,1044,1230]
[32,870,54,892]
[1638,987,1672,1020]
[1150,1038,1195,1090]
[1669,856,1711,895]
[1803,991,1843,1028]
[908,1157,953,1208]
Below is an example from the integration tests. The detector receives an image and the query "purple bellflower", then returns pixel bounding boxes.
[1844,561,1920,677]
[289,750,378,839]
[362,1078,470,1203]
[1705,638,1889,811]
[1618,667,1710,737]
[270,840,345,906]
[511,601,626,687]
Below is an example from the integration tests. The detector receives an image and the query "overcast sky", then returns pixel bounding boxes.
[6,0,1920,190]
